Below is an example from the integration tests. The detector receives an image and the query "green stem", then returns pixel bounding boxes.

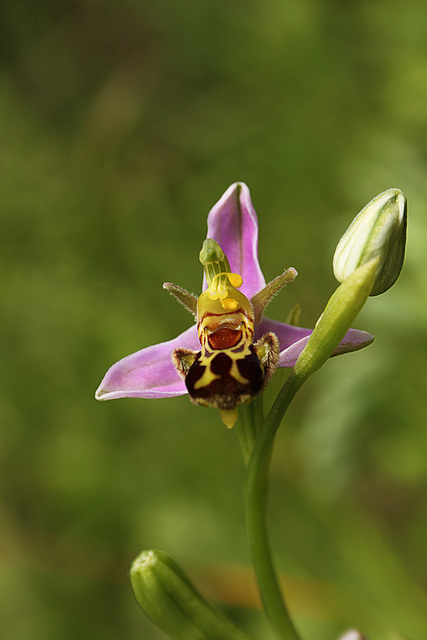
[245,371,307,640]
[237,397,263,465]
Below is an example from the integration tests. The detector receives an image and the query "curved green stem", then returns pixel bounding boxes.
[245,371,307,640]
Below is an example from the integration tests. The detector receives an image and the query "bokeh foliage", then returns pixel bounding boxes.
[1,1,427,639]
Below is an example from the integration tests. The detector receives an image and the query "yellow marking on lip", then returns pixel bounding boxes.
[229,354,251,385]
[193,364,221,390]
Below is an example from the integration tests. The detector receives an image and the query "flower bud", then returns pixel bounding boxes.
[333,188,407,296]
[130,549,252,640]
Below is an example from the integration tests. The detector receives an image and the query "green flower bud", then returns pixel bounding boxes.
[333,188,407,296]
[130,549,253,640]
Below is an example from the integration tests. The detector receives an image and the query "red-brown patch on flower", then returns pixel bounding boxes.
[208,328,242,350]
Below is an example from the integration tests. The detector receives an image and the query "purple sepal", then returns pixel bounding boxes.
[95,325,199,401]
[258,317,374,367]
[204,182,265,298]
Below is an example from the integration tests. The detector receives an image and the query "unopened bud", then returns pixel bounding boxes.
[333,189,407,296]
[130,549,252,640]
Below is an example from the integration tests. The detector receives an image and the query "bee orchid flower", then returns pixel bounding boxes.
[95,183,373,426]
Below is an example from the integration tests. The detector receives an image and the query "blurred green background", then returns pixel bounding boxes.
[1,1,427,639]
